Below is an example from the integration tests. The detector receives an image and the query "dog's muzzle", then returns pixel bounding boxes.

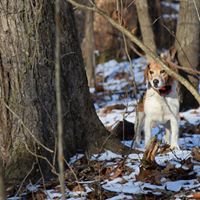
[153,79,159,88]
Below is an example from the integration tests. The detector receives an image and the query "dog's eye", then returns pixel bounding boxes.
[160,70,165,74]
[149,71,154,74]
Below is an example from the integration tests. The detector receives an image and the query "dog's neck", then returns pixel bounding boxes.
[147,81,174,97]
[158,85,172,96]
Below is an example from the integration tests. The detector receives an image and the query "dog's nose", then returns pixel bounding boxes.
[153,79,159,85]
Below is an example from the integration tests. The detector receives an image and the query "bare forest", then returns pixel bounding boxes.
[0,0,200,199]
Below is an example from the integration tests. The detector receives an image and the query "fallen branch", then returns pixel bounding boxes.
[67,0,200,105]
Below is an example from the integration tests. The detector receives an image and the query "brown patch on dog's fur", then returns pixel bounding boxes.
[136,93,146,112]
[144,61,177,86]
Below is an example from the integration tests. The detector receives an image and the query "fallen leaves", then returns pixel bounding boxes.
[136,138,196,187]
[187,193,200,199]
[101,104,126,114]
[192,147,200,162]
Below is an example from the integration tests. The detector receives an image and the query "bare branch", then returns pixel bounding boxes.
[1,100,54,153]
[55,0,65,199]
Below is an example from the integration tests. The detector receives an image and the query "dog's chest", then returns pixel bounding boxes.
[144,89,179,122]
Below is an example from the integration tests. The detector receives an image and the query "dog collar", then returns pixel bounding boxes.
[159,85,172,96]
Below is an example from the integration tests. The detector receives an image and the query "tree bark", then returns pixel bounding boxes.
[175,0,200,110]
[82,0,96,88]
[0,159,5,200]
[0,0,124,184]
[135,0,157,62]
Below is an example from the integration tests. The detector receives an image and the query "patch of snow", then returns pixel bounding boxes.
[89,87,95,93]
[69,154,84,164]
[155,150,191,166]
[45,190,62,199]
[91,150,122,161]
[162,14,178,19]
[165,179,199,192]
[180,108,200,125]
[26,183,40,192]
[106,194,133,200]
[161,1,180,12]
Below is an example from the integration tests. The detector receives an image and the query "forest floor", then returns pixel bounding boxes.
[8,57,200,200]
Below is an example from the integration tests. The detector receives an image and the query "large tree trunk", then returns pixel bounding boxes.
[0,0,123,184]
[135,0,157,62]
[175,0,200,110]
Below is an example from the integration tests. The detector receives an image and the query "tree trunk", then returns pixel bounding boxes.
[0,0,124,184]
[135,0,157,62]
[82,1,96,88]
[0,160,5,200]
[175,0,200,110]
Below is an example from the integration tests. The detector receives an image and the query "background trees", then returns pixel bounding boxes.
[135,0,157,62]
[175,0,200,110]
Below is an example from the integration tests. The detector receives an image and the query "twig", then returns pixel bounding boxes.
[193,0,200,22]
[128,42,144,57]
[2,100,53,153]
[165,59,200,76]
[161,23,195,70]
[23,141,58,175]
[15,162,36,197]
[67,0,200,105]
[63,158,83,194]
[55,0,65,199]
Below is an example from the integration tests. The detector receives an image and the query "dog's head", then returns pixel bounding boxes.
[144,62,174,90]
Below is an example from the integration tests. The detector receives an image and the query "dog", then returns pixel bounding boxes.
[134,61,180,149]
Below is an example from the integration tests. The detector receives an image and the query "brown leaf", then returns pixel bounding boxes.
[109,166,124,180]
[187,193,200,199]
[35,191,46,200]
[114,72,129,80]
[101,166,113,176]
[95,84,104,92]
[192,147,200,162]
[101,104,126,114]
[141,137,160,168]
[72,184,85,192]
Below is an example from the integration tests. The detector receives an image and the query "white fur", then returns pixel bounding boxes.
[135,81,180,149]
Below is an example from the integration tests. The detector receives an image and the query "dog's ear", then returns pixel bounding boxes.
[144,64,150,83]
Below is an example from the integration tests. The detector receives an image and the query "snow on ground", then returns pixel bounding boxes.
[8,57,200,199]
[161,1,180,12]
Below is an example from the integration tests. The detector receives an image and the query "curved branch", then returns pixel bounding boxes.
[67,0,200,105]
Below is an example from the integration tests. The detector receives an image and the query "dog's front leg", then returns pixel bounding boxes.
[164,121,171,144]
[170,118,179,149]
[144,117,152,147]
[134,111,145,147]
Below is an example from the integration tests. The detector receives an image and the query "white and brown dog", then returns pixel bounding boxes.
[134,61,180,149]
